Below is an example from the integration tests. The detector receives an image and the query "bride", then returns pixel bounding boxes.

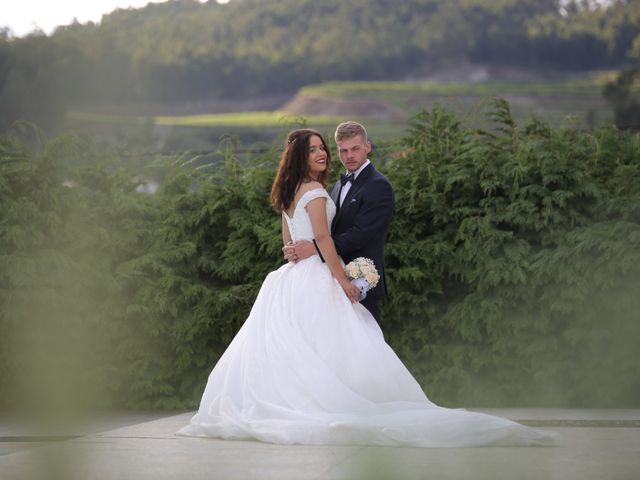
[177,128,556,447]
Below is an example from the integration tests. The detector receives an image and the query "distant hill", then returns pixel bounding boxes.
[1,0,639,131]
[61,71,616,154]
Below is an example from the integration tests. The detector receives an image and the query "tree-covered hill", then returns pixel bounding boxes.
[1,0,639,131]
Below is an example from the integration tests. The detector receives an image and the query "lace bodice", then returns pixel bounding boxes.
[282,188,336,242]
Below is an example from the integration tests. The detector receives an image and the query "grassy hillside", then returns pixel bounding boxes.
[289,70,615,127]
[66,70,618,150]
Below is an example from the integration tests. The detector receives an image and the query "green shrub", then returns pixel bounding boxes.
[384,100,640,406]
[1,105,638,410]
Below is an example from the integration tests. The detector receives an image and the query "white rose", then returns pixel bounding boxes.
[346,264,358,277]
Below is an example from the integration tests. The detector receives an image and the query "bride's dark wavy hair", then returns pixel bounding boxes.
[270,128,331,213]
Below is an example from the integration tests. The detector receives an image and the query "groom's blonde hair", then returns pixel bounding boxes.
[335,121,368,143]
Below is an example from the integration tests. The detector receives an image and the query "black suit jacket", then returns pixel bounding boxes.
[330,163,395,298]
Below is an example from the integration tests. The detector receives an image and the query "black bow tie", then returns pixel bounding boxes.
[340,173,354,186]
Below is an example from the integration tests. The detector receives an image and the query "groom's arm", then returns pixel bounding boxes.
[282,239,318,262]
[333,180,395,257]
[283,180,394,262]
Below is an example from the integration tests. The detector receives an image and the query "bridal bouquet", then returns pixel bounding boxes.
[345,257,380,300]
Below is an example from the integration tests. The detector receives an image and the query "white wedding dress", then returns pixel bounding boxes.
[178,189,556,447]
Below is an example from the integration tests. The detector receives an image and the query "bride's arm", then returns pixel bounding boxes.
[282,216,292,246]
[306,198,360,303]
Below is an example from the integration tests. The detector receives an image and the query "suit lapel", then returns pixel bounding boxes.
[330,181,341,207]
[333,163,374,225]
[330,181,341,232]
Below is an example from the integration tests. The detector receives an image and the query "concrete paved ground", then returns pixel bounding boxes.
[1,409,639,480]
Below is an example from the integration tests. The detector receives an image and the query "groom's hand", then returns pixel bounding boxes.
[282,241,297,263]
[282,240,316,263]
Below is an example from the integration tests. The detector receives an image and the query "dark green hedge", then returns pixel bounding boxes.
[1,104,639,411]
[384,101,640,407]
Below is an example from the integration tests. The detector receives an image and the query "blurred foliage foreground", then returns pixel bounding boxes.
[1,101,639,414]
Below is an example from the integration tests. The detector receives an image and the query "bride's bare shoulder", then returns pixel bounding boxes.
[297,181,324,196]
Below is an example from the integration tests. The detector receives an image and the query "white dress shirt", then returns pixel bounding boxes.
[339,159,370,207]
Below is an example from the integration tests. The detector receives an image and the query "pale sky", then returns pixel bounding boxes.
[1,0,229,37]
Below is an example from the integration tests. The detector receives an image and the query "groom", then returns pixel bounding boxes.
[284,121,395,322]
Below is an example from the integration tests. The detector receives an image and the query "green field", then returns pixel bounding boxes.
[296,72,615,128]
[66,71,617,150]
[302,71,613,98]
[68,110,349,128]
[155,111,349,127]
